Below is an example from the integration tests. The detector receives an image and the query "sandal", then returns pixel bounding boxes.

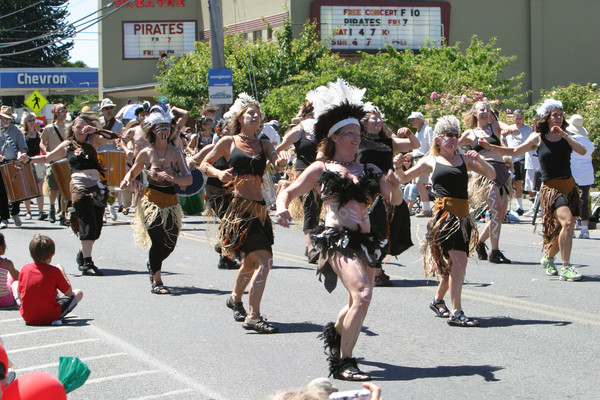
[447,311,479,327]
[225,296,247,322]
[151,280,171,295]
[317,322,341,357]
[332,357,371,381]
[429,299,450,318]
[243,315,279,333]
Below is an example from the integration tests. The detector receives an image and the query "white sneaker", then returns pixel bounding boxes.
[0,220,7,229]
[523,209,535,217]
[12,214,22,227]
[579,229,590,239]
[109,206,118,221]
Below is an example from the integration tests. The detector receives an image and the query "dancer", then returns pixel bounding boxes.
[276,102,320,262]
[120,108,191,294]
[21,112,47,220]
[358,103,419,286]
[276,80,403,380]
[200,93,283,333]
[476,99,586,281]
[458,101,517,263]
[29,115,118,276]
[395,116,495,327]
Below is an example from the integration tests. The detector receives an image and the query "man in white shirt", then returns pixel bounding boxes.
[504,110,532,215]
[408,112,434,217]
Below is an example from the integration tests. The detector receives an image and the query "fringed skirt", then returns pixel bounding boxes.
[311,225,386,293]
[219,197,273,260]
[421,197,478,278]
[133,188,183,249]
[540,177,581,251]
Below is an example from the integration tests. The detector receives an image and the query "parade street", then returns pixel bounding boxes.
[1,211,599,399]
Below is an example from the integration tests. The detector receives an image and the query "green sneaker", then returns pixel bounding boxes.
[541,256,557,276]
[559,265,583,282]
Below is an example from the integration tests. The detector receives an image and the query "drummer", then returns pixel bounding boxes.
[0,106,29,229]
[120,107,192,294]
[28,115,119,276]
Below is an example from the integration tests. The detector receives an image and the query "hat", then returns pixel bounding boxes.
[100,98,117,110]
[566,114,588,136]
[268,119,279,128]
[0,105,14,119]
[203,103,218,113]
[80,106,96,116]
[408,111,424,120]
[135,101,151,116]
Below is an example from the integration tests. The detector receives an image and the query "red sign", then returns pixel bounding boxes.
[114,0,185,7]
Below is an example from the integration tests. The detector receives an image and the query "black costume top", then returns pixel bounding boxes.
[229,139,267,177]
[67,142,102,174]
[357,136,393,173]
[472,125,501,152]
[318,163,381,207]
[25,134,41,157]
[293,127,317,172]
[431,157,468,199]
[206,156,228,188]
[537,134,572,181]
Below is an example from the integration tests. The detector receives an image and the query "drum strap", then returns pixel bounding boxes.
[103,118,116,132]
[0,128,19,159]
[52,124,64,142]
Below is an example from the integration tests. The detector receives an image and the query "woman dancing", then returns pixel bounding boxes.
[21,112,47,220]
[477,99,586,281]
[458,101,517,263]
[120,108,192,294]
[358,103,419,286]
[396,116,495,327]
[29,115,119,276]
[276,80,403,380]
[200,93,283,333]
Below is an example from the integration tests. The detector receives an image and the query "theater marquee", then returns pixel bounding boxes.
[122,20,197,59]
[311,0,450,53]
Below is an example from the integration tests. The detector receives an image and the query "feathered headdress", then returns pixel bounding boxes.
[363,102,385,120]
[144,105,172,129]
[536,99,563,117]
[227,92,261,119]
[306,79,366,142]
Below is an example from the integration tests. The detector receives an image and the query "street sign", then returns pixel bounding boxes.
[24,90,49,115]
[208,68,233,105]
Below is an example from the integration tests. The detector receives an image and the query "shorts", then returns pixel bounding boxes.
[513,160,525,181]
[57,295,78,318]
[46,167,59,190]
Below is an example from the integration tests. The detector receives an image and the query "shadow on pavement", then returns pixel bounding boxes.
[477,316,572,328]
[86,268,148,277]
[168,286,230,296]
[258,321,323,334]
[360,359,504,382]
[272,264,314,271]
[390,279,435,288]
[62,317,94,326]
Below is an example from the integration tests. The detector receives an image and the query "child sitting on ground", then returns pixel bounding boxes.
[18,234,83,325]
[0,233,19,308]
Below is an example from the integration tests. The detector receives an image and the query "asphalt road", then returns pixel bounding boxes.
[1,205,599,399]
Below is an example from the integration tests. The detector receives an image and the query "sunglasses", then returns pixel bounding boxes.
[103,107,115,110]
[442,132,460,139]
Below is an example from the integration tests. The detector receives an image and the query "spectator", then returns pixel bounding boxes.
[504,110,533,215]
[0,233,19,308]
[408,111,434,217]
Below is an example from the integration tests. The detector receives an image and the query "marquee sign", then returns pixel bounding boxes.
[122,20,197,59]
[311,0,450,52]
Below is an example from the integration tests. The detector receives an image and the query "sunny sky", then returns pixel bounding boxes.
[67,0,99,67]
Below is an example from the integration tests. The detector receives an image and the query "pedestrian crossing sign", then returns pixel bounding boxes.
[24,90,49,115]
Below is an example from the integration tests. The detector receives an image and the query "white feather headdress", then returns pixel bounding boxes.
[536,99,563,117]
[144,105,172,129]
[227,92,260,119]
[363,102,385,120]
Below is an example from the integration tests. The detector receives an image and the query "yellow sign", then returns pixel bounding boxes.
[24,90,49,115]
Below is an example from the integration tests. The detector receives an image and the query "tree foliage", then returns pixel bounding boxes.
[157,20,526,130]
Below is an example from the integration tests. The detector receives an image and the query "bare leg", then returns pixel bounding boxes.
[245,249,273,316]
[447,250,468,315]
[80,240,94,258]
[231,256,255,302]
[548,206,575,264]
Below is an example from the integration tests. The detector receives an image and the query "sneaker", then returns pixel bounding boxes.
[0,220,7,229]
[38,212,48,220]
[49,208,56,223]
[218,256,240,270]
[516,208,524,216]
[475,242,488,261]
[489,250,512,264]
[416,210,433,218]
[579,229,590,239]
[12,214,21,227]
[523,209,535,217]
[24,213,32,220]
[559,265,583,282]
[225,296,247,322]
[541,256,557,276]
[4,368,16,387]
[243,315,279,334]
[109,206,118,221]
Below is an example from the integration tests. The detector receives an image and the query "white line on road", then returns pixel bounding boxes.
[13,352,127,373]
[128,388,196,399]
[6,338,99,354]
[1,326,72,338]
[0,317,24,323]
[85,369,159,384]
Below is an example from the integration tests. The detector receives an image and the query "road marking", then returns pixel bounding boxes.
[85,370,159,384]
[0,326,73,338]
[84,324,225,399]
[6,338,99,354]
[13,352,127,373]
[0,317,24,323]
[128,388,196,399]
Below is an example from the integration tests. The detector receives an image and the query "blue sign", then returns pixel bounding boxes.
[0,68,98,89]
[208,68,233,105]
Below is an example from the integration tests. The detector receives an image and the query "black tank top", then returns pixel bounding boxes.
[537,134,572,181]
[293,128,317,172]
[67,142,102,174]
[431,157,468,199]
[206,156,228,188]
[25,134,41,157]
[472,125,501,152]
[229,139,267,177]
[357,136,393,173]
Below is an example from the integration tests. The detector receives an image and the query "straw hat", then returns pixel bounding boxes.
[100,98,117,110]
[0,105,14,119]
[80,106,97,117]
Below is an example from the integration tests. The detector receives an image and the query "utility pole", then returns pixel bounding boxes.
[208,0,225,118]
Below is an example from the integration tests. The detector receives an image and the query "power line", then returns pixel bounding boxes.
[0,0,52,21]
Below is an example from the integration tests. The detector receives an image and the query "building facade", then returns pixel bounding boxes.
[99,0,600,105]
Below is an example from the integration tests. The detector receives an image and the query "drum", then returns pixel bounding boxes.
[0,162,41,202]
[98,150,126,189]
[50,159,72,201]
[178,189,205,216]
[176,168,205,196]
